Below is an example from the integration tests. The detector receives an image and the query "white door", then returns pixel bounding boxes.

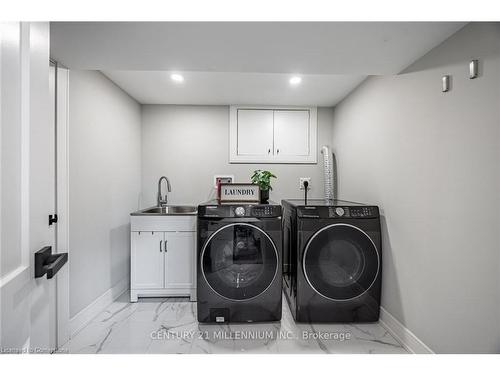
[165,232,194,289]
[131,231,164,289]
[236,109,274,158]
[273,110,310,157]
[0,22,62,353]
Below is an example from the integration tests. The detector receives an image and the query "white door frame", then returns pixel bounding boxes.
[52,61,70,347]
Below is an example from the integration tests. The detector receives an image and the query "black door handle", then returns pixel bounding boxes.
[35,246,68,279]
[49,214,58,226]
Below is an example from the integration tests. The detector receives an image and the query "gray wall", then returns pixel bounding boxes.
[141,105,334,206]
[69,71,141,318]
[331,23,500,353]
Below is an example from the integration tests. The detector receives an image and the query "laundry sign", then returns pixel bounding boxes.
[219,183,260,203]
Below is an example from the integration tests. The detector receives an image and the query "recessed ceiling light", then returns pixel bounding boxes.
[289,76,302,85]
[170,73,184,82]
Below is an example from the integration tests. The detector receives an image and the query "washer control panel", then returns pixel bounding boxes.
[251,205,277,217]
[234,207,246,217]
[199,203,282,218]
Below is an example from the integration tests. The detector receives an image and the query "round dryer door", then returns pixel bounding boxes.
[303,223,379,301]
[201,223,278,301]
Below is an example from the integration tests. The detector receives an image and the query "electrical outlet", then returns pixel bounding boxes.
[299,177,311,190]
[213,175,234,189]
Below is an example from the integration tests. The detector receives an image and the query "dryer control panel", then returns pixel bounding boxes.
[297,205,379,219]
[346,206,378,218]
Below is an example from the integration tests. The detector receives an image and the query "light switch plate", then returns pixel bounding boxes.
[299,177,311,190]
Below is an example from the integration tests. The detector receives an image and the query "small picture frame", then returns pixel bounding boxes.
[219,183,260,203]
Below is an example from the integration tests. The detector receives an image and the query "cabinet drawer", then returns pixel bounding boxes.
[131,215,196,232]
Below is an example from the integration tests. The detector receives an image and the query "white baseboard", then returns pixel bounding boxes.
[70,278,128,338]
[379,307,434,354]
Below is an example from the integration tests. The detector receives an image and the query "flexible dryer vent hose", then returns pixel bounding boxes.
[321,145,336,200]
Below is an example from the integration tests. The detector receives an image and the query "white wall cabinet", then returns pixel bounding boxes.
[235,109,274,158]
[229,106,317,163]
[274,110,310,157]
[130,215,196,302]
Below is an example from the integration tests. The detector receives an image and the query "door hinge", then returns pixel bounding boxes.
[49,214,58,226]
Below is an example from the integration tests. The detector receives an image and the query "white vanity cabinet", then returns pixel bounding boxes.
[130,215,196,302]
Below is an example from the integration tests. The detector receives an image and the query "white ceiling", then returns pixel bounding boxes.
[102,71,366,106]
[51,22,466,105]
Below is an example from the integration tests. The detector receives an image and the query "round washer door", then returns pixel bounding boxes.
[303,223,379,301]
[201,223,278,301]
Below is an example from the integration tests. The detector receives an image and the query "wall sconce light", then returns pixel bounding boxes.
[469,60,479,79]
[442,75,450,92]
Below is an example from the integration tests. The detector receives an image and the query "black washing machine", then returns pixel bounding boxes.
[282,199,381,323]
[197,200,282,323]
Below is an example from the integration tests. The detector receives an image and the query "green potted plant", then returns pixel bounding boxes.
[251,170,276,203]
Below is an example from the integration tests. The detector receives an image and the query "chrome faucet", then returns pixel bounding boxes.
[157,176,171,207]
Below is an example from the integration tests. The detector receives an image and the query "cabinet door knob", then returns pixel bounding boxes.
[164,240,167,252]
[277,149,280,154]
[160,240,163,252]
[268,149,271,154]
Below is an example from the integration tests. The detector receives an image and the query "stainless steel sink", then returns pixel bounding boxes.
[131,205,197,216]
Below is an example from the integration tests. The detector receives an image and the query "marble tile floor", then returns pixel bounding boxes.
[61,293,408,354]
